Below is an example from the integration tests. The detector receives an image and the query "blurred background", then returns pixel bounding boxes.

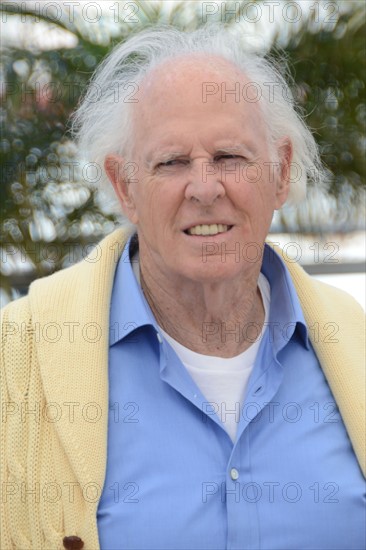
[1,0,365,307]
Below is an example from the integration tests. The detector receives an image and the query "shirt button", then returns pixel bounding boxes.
[156,332,163,344]
[230,468,239,481]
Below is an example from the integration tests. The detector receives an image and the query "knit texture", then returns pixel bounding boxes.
[1,229,365,548]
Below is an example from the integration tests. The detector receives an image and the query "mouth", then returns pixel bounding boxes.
[183,223,233,236]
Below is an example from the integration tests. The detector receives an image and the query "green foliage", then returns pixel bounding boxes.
[285,14,365,197]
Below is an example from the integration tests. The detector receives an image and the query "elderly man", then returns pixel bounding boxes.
[1,26,365,550]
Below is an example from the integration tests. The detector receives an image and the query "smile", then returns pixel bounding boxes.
[184,224,233,236]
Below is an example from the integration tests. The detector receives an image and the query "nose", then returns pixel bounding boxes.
[185,159,225,206]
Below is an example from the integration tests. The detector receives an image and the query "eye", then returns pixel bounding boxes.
[215,154,244,162]
[156,159,189,169]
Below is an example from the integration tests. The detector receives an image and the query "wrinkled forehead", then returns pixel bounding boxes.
[137,54,257,101]
[131,54,266,138]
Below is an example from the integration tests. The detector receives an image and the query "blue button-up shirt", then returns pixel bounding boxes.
[97,236,365,549]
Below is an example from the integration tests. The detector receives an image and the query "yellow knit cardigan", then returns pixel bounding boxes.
[1,229,365,549]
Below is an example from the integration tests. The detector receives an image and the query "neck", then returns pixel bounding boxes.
[139,260,265,359]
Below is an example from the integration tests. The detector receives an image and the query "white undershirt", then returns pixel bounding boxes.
[132,252,271,443]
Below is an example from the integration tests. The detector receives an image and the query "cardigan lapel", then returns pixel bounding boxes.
[281,252,365,476]
[29,228,129,490]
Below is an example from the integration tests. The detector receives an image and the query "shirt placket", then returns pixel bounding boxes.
[225,348,284,550]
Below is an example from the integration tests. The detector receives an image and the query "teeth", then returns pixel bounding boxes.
[187,224,229,236]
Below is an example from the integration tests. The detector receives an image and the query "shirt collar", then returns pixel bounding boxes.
[110,236,309,349]
[262,243,309,351]
[109,235,157,346]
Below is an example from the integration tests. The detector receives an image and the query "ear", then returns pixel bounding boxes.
[104,154,138,224]
[274,138,293,209]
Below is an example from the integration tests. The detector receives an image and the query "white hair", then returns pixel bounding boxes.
[72,24,326,208]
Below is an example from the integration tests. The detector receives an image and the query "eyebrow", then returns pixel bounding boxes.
[214,143,257,156]
[146,142,257,167]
